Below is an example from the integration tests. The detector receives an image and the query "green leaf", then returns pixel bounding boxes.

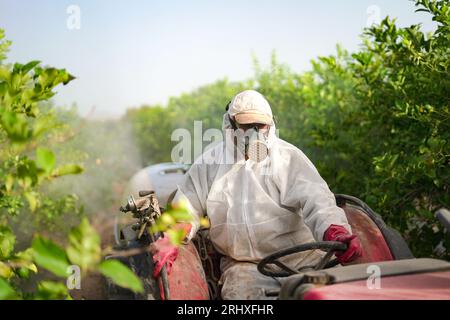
[11,248,38,274]
[31,236,70,277]
[0,110,31,143]
[98,259,143,293]
[36,148,56,175]
[15,267,31,279]
[21,60,40,74]
[0,65,11,81]
[52,164,84,177]
[35,281,71,300]
[0,278,18,300]
[61,72,76,85]
[4,174,14,193]
[32,114,58,138]
[166,229,186,246]
[16,158,39,188]
[0,226,15,259]
[0,261,13,278]
[12,62,23,74]
[66,218,101,271]
[24,191,39,212]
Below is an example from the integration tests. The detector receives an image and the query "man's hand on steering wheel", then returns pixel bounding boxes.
[257,241,346,277]
[323,224,363,264]
[257,225,362,278]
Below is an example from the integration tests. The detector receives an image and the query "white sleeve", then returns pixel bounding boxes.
[172,163,209,242]
[274,146,351,241]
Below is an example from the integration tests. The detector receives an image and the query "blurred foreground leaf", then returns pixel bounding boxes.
[31,236,70,277]
[98,259,143,294]
[66,217,101,271]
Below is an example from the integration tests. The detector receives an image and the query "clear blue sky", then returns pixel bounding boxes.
[0,0,436,118]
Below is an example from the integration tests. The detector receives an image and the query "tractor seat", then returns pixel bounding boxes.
[336,194,414,264]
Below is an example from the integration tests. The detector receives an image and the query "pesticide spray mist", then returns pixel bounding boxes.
[12,108,145,298]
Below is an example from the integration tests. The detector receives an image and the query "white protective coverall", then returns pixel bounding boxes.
[173,91,351,299]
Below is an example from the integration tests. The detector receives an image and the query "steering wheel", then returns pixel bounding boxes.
[257,241,347,277]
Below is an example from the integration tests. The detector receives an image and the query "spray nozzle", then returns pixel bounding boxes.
[120,195,137,213]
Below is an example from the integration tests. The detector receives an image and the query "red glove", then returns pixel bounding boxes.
[151,235,179,278]
[151,223,192,278]
[323,224,363,264]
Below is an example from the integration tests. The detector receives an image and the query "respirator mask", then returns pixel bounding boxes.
[228,113,270,163]
[243,126,270,163]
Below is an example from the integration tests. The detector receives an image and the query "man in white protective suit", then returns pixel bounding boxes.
[151,90,362,300]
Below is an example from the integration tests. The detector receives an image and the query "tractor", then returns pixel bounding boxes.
[105,163,450,300]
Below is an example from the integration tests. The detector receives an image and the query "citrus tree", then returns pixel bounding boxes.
[0,29,143,299]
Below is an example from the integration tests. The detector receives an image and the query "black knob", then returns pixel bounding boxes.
[139,190,155,197]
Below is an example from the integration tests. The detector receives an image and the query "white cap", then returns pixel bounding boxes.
[228,90,273,125]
